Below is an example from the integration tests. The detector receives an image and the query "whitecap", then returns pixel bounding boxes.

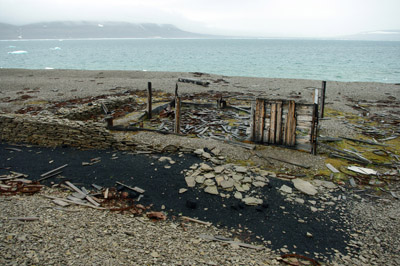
[8,50,28,54]
[45,67,54,70]
[50,47,61,50]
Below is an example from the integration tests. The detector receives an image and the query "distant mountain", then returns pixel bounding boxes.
[0,21,216,40]
[338,30,400,41]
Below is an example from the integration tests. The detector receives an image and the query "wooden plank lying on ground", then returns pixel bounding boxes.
[40,164,68,177]
[116,181,145,194]
[199,234,264,250]
[43,195,106,210]
[181,216,212,226]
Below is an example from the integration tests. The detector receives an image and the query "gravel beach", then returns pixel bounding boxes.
[1,68,400,265]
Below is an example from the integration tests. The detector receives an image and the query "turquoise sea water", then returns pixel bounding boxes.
[1,39,400,83]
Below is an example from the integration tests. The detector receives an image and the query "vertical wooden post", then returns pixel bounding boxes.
[320,81,326,118]
[275,101,283,144]
[174,96,181,134]
[269,103,277,144]
[253,99,265,143]
[284,100,296,146]
[175,83,179,97]
[310,103,319,155]
[147,82,152,119]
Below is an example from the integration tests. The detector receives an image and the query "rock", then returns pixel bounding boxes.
[242,176,252,183]
[151,251,159,258]
[204,173,215,179]
[235,166,247,173]
[220,179,234,189]
[215,176,224,186]
[241,184,250,191]
[204,179,216,186]
[179,188,188,194]
[185,176,196,187]
[200,163,213,172]
[214,166,225,174]
[194,149,204,155]
[310,206,318,212]
[204,186,219,195]
[309,200,316,205]
[321,181,338,189]
[255,176,268,182]
[260,170,276,178]
[295,198,305,204]
[253,181,266,187]
[306,232,313,238]
[234,192,243,199]
[232,174,244,182]
[195,176,206,184]
[234,183,245,192]
[292,179,318,196]
[211,148,221,156]
[279,185,293,194]
[202,152,212,159]
[242,197,263,205]
[158,156,172,162]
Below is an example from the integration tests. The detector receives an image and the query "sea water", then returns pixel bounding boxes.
[1,38,399,83]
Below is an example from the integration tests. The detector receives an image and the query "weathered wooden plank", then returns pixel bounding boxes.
[174,96,181,134]
[320,81,326,118]
[269,103,277,143]
[284,101,296,146]
[147,82,152,119]
[275,101,283,144]
[253,99,264,142]
[310,103,319,155]
[40,164,68,177]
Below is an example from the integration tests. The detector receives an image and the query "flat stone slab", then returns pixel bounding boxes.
[279,184,293,194]
[235,166,248,173]
[185,176,196,188]
[242,197,263,206]
[292,179,318,196]
[204,185,219,195]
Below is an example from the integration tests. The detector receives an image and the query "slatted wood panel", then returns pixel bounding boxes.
[251,98,318,153]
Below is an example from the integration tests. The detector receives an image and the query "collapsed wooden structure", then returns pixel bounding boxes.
[250,98,319,154]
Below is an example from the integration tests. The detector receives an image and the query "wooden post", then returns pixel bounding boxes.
[269,103,277,144]
[175,83,179,97]
[310,103,319,155]
[174,96,181,134]
[284,100,296,146]
[147,82,152,119]
[275,101,283,144]
[320,81,326,118]
[253,99,265,143]
[105,116,113,128]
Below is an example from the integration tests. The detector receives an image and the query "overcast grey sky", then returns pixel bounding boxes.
[0,0,399,37]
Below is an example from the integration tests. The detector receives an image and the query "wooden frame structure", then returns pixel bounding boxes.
[251,98,319,154]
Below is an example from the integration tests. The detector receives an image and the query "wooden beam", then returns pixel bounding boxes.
[320,81,326,118]
[174,96,181,134]
[269,103,277,143]
[147,82,152,119]
[275,101,283,144]
[284,100,296,146]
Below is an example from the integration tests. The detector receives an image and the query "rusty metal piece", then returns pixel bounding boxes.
[0,181,42,196]
[278,254,321,266]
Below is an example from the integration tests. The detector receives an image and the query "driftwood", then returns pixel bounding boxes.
[37,171,62,182]
[199,234,264,250]
[115,181,145,194]
[178,78,210,87]
[181,216,212,226]
[40,164,68,178]
[65,181,100,207]
[43,195,106,210]
[340,136,387,146]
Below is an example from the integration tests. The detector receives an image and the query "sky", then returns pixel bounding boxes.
[0,0,399,37]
